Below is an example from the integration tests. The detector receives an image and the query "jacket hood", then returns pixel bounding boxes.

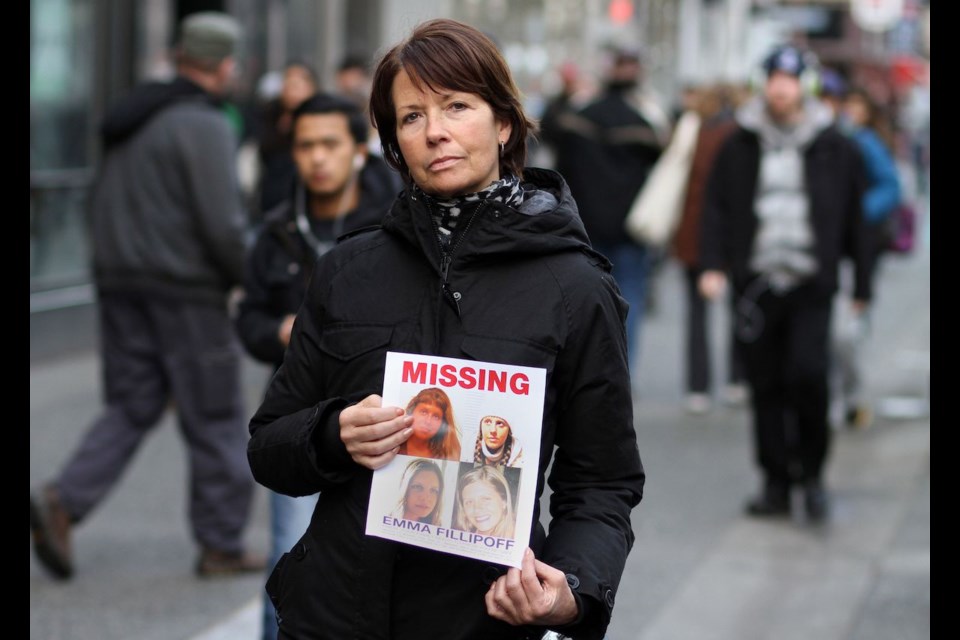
[736,94,834,149]
[381,167,609,270]
[100,76,216,148]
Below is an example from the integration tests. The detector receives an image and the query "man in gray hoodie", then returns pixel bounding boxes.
[698,44,871,523]
[30,12,265,580]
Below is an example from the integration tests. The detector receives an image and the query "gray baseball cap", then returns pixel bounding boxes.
[178,11,242,62]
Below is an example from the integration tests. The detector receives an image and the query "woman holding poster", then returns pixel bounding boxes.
[247,17,645,640]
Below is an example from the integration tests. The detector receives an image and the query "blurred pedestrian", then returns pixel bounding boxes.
[335,53,374,110]
[670,82,748,415]
[698,44,872,522]
[246,18,643,638]
[829,84,903,429]
[29,11,266,580]
[253,60,320,219]
[335,52,387,158]
[234,91,400,640]
[816,67,847,119]
[535,61,593,168]
[840,85,902,271]
[551,45,671,376]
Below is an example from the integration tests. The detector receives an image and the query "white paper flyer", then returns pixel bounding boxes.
[365,351,546,568]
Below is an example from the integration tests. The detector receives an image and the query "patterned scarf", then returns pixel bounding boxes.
[412,175,529,250]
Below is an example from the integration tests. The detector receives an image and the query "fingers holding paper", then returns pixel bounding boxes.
[485,547,579,628]
[339,394,412,470]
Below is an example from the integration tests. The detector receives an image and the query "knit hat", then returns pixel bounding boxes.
[819,68,848,98]
[177,11,242,62]
[763,45,807,78]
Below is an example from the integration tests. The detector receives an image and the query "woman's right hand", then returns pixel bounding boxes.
[339,394,413,470]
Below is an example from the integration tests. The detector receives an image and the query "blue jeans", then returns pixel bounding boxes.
[262,490,319,640]
[593,241,652,377]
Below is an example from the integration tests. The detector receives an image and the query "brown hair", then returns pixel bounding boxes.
[845,86,897,150]
[369,18,535,184]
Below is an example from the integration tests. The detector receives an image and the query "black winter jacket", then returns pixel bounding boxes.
[235,156,401,367]
[247,168,645,640]
[699,117,873,302]
[552,88,664,247]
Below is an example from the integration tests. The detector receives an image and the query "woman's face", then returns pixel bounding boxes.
[411,402,444,441]
[843,95,869,127]
[480,416,510,452]
[404,469,441,521]
[281,65,316,111]
[461,480,506,535]
[392,68,511,198]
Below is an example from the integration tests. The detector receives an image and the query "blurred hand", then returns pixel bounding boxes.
[485,548,579,628]
[278,314,296,347]
[698,270,727,301]
[339,394,412,470]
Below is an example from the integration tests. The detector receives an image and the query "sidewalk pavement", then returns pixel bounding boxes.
[30,212,929,639]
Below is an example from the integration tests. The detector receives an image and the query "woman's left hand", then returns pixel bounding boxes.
[485,547,579,627]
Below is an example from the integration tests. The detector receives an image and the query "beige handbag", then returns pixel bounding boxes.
[624,110,701,247]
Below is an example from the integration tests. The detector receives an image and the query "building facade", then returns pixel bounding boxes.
[30,0,928,316]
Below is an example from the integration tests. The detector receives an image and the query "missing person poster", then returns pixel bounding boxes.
[365,351,546,568]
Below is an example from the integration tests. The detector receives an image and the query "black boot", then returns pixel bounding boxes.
[803,479,830,522]
[745,481,791,517]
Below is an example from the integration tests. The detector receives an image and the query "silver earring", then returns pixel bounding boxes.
[499,140,505,157]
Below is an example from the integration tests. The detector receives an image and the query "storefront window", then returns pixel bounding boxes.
[30,0,97,293]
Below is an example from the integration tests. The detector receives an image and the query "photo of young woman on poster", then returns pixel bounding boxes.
[471,414,524,468]
[453,464,518,538]
[398,387,462,460]
[391,458,445,525]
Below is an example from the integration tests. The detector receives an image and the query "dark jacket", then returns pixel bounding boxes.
[90,76,248,306]
[553,88,664,247]
[698,104,872,302]
[247,168,645,640]
[235,155,400,366]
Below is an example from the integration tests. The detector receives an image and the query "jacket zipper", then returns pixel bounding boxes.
[436,201,487,316]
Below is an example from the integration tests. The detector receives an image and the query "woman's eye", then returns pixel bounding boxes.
[450,102,467,111]
[401,112,420,124]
